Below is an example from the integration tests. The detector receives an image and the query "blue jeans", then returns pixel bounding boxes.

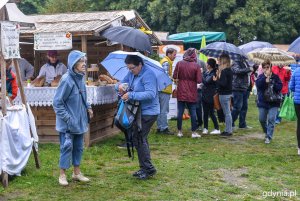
[59,132,84,169]
[219,95,232,133]
[258,107,278,140]
[196,90,203,127]
[157,92,170,131]
[177,101,197,131]
[231,91,249,128]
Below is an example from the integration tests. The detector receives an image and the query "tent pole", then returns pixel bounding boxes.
[13,59,40,169]
[1,171,8,188]
[0,54,7,116]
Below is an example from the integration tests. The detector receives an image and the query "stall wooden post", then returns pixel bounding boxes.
[0,55,6,116]
[0,54,8,187]
[34,50,40,77]
[81,35,91,147]
[1,170,8,188]
[13,59,40,169]
[81,35,88,80]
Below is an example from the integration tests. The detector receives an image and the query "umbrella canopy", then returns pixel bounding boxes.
[288,36,300,54]
[247,48,296,66]
[239,41,274,54]
[168,32,226,43]
[199,42,247,62]
[101,51,172,91]
[100,26,152,53]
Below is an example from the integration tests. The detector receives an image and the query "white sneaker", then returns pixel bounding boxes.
[191,132,201,138]
[210,129,221,135]
[202,128,208,134]
[265,138,270,144]
[177,131,183,138]
[59,174,68,186]
[72,172,90,182]
[298,148,300,156]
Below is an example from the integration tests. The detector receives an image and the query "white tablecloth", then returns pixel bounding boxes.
[14,85,118,107]
[0,106,37,176]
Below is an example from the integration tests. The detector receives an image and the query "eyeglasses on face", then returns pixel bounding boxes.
[127,65,138,71]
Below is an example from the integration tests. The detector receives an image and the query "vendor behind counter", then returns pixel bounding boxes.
[34,50,67,86]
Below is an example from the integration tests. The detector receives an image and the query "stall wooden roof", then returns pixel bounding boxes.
[20,10,162,45]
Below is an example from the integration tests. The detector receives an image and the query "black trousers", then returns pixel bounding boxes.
[196,90,203,127]
[295,104,300,148]
[203,101,219,130]
[132,115,157,172]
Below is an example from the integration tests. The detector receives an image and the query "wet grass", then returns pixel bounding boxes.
[0,96,299,201]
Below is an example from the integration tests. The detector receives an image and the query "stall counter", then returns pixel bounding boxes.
[14,85,120,146]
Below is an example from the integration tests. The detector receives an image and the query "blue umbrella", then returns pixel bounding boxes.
[101,51,172,91]
[288,36,300,54]
[239,41,274,54]
[199,42,247,62]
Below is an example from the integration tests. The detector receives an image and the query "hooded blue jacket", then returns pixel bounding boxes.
[53,50,91,134]
[289,67,300,104]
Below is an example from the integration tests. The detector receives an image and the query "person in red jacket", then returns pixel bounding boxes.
[0,59,18,103]
[272,65,291,124]
[173,48,202,138]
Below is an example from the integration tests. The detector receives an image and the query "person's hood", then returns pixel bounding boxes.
[67,50,86,77]
[183,48,197,62]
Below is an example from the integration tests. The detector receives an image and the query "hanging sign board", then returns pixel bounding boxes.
[34,32,72,50]
[1,21,21,59]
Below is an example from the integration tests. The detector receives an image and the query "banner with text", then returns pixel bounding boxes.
[1,21,20,59]
[34,32,72,50]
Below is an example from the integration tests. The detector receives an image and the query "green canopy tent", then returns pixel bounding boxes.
[168,32,226,49]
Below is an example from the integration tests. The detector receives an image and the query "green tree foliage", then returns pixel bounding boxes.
[18,0,46,14]
[17,0,300,44]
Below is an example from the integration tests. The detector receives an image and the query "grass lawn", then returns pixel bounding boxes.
[1,96,299,201]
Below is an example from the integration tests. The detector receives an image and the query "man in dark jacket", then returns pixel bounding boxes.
[231,60,253,129]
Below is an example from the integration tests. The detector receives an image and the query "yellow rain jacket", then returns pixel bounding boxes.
[160,56,173,94]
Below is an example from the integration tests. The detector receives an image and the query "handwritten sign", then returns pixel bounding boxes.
[1,21,20,59]
[34,32,72,50]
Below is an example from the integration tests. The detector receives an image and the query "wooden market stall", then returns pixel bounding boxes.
[11,5,161,146]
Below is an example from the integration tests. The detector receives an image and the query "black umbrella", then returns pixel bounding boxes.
[100,26,153,53]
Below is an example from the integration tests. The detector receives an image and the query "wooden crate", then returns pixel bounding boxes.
[31,103,120,146]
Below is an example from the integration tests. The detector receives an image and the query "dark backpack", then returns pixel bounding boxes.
[113,99,141,158]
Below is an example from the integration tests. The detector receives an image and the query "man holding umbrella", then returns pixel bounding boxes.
[157,48,177,135]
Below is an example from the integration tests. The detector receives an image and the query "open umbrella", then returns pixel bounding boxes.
[288,36,300,54]
[239,41,274,54]
[101,51,172,91]
[199,42,247,62]
[247,48,296,66]
[100,26,153,53]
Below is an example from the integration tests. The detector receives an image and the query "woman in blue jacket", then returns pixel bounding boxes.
[53,50,93,186]
[289,66,300,155]
[256,59,282,144]
[116,55,159,180]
